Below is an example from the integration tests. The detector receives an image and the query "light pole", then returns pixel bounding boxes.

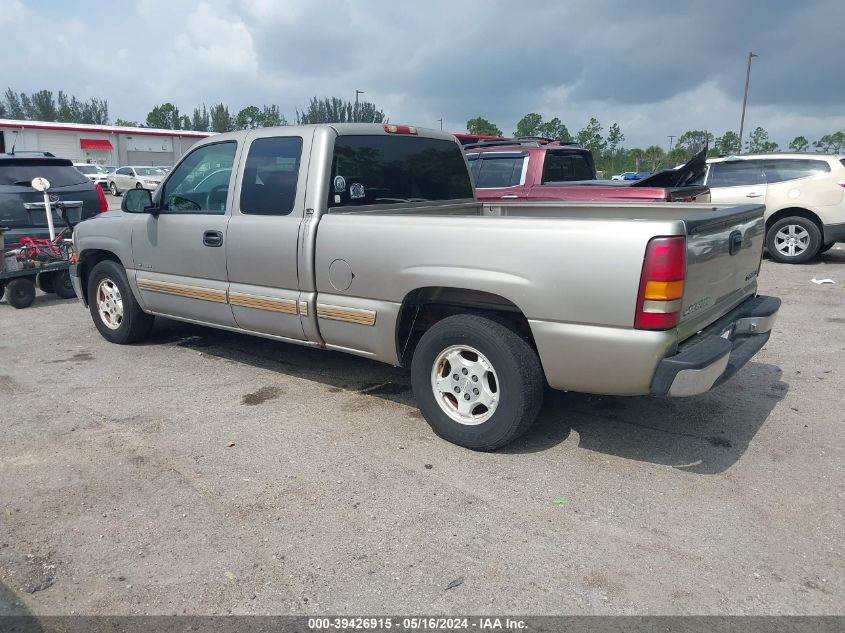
[738,52,758,154]
[354,90,364,123]
[437,118,443,131]
[667,135,676,153]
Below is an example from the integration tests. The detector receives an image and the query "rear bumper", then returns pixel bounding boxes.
[69,263,86,306]
[650,295,780,397]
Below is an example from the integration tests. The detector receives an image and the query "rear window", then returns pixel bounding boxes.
[329,135,473,208]
[708,160,766,187]
[470,154,527,188]
[0,160,90,187]
[761,159,830,184]
[542,151,595,183]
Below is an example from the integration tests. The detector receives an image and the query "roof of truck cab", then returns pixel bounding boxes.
[708,152,845,163]
[197,123,458,144]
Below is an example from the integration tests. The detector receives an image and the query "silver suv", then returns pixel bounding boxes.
[700,153,845,263]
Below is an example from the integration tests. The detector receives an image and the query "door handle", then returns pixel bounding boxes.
[746,192,762,198]
[203,230,223,247]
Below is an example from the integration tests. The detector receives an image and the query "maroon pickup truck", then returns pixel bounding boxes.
[464,138,709,203]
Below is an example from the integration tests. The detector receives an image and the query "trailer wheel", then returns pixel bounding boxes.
[6,277,36,309]
[410,314,544,450]
[87,260,154,343]
[37,272,55,293]
[0,283,4,301]
[53,270,76,299]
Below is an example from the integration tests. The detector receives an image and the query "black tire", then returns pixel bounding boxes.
[410,314,544,451]
[110,182,120,196]
[36,272,55,294]
[135,182,143,189]
[6,277,36,309]
[819,242,835,254]
[0,283,5,301]
[53,270,76,299]
[87,260,154,344]
[766,216,822,264]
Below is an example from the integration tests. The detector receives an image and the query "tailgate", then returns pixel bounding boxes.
[676,204,765,341]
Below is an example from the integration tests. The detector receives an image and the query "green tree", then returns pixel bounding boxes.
[644,145,665,171]
[715,131,740,155]
[209,103,234,132]
[260,104,286,127]
[576,117,605,154]
[605,122,625,170]
[114,118,139,127]
[296,97,384,124]
[179,114,191,130]
[146,103,180,129]
[514,113,543,137]
[466,117,502,136]
[788,136,809,152]
[813,132,845,153]
[4,89,24,118]
[191,105,210,132]
[666,146,690,167]
[676,130,714,156]
[236,105,262,129]
[628,148,645,172]
[30,90,57,121]
[746,126,778,153]
[538,117,571,141]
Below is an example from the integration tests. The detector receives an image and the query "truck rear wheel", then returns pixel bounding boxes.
[6,277,36,309]
[37,272,55,293]
[410,314,544,450]
[87,260,154,344]
[53,270,76,299]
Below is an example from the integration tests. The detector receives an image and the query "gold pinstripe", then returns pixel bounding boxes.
[136,278,227,304]
[316,303,376,326]
[229,292,298,314]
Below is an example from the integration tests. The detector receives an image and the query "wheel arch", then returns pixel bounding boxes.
[395,286,537,368]
[77,249,124,305]
[765,207,823,234]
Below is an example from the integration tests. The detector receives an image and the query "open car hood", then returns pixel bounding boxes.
[630,148,707,188]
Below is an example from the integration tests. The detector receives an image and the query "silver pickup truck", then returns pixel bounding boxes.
[70,123,780,450]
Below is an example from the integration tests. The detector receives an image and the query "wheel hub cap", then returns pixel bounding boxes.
[431,345,499,425]
[775,224,809,257]
[96,279,124,330]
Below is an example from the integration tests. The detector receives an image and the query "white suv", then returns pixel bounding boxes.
[699,153,845,263]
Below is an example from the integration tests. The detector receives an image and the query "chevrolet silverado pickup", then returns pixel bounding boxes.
[465,139,710,203]
[70,123,780,450]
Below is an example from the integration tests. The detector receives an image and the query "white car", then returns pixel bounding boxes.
[698,153,845,263]
[107,166,167,196]
[73,163,109,189]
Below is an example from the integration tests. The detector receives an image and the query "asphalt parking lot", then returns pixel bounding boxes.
[0,236,842,616]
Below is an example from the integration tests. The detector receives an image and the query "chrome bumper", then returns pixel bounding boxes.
[650,295,781,397]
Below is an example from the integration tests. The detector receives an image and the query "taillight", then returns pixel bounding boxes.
[95,183,108,212]
[635,236,686,330]
[383,124,418,135]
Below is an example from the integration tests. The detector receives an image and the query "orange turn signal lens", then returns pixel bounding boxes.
[644,280,684,301]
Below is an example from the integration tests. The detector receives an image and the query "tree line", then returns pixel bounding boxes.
[466,114,845,174]
[3,88,843,169]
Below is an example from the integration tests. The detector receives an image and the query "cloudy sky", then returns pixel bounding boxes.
[2,0,844,148]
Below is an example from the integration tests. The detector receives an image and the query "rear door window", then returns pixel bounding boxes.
[707,161,766,187]
[542,151,595,183]
[240,136,303,215]
[761,159,830,183]
[329,135,473,208]
[473,153,527,188]
[0,160,90,187]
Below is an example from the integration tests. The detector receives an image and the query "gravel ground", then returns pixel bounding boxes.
[0,247,842,616]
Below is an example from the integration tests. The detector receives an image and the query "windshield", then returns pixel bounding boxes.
[76,165,105,174]
[136,167,166,177]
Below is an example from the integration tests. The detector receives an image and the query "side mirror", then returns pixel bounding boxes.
[122,187,154,214]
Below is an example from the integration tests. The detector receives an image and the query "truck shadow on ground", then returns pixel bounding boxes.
[145,319,787,475]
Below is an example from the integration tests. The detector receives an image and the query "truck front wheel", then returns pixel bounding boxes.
[410,314,544,450]
[87,260,154,344]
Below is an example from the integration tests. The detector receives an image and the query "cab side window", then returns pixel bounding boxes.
[239,137,303,215]
[161,142,237,214]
